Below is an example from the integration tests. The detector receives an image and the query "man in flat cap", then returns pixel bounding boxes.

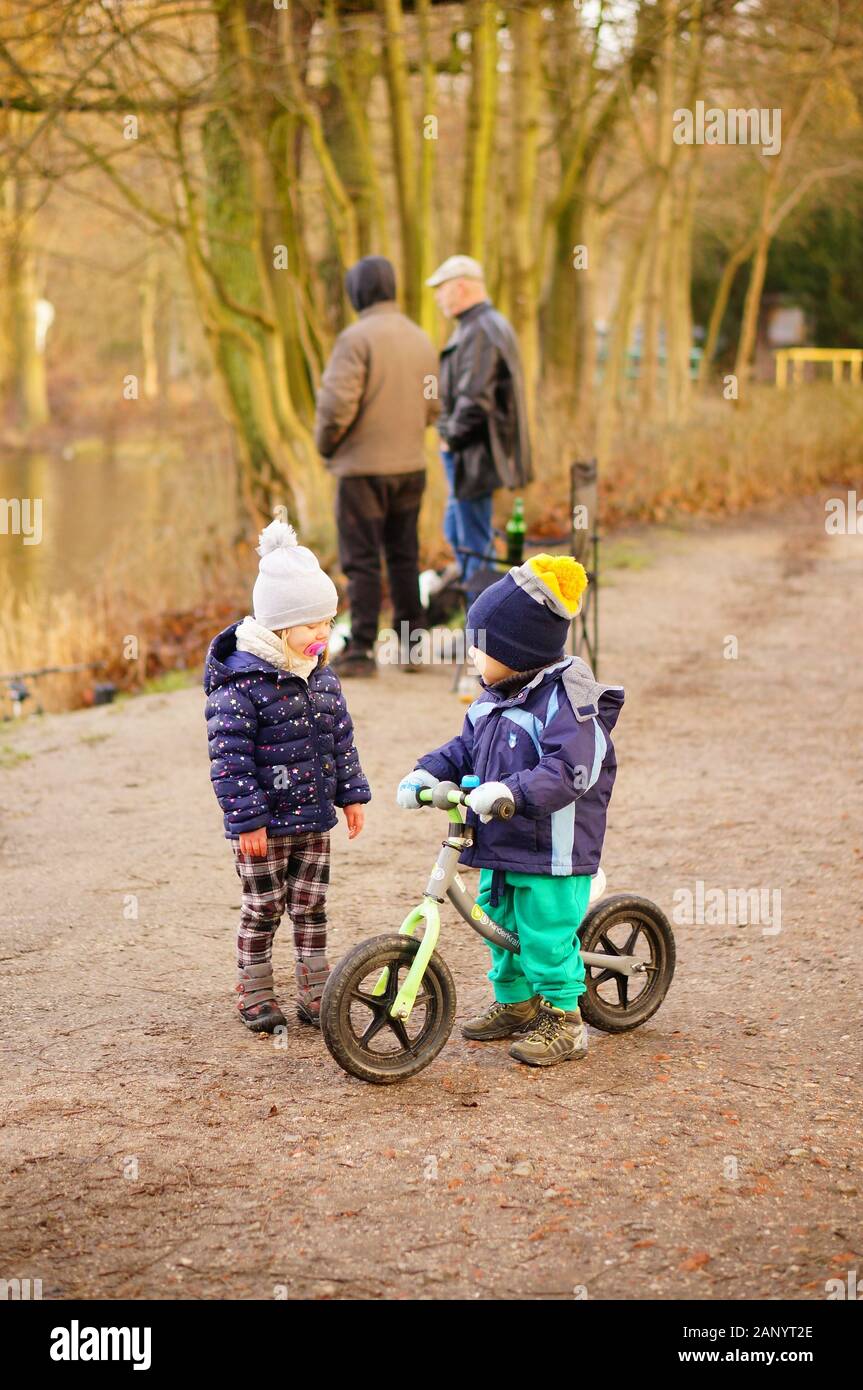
[426,255,532,583]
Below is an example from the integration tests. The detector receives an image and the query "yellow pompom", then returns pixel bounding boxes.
[526,554,588,614]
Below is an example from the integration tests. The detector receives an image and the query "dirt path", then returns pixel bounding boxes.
[2,495,861,1301]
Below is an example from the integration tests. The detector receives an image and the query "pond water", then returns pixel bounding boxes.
[0,435,239,606]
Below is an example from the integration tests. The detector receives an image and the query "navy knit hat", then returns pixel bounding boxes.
[466,555,588,672]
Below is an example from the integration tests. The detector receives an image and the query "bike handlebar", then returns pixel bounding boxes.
[416,784,515,820]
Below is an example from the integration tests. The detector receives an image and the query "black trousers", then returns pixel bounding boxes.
[335,471,426,651]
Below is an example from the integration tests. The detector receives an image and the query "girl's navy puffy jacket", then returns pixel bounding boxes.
[203,623,371,838]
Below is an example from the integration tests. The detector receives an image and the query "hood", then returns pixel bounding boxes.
[561,656,624,732]
[203,623,278,695]
[345,255,396,312]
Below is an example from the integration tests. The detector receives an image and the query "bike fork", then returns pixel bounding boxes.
[372,831,464,1020]
[371,897,442,1021]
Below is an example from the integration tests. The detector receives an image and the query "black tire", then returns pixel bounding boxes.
[320,934,457,1084]
[577,894,675,1033]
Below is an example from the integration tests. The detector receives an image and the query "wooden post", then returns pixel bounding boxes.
[775,350,788,389]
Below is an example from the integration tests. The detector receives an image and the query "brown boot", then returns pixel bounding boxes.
[236,962,287,1034]
[461,995,541,1041]
[509,1000,588,1067]
[295,953,330,1027]
[330,644,377,678]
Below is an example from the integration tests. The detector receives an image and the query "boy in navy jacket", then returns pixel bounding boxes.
[398,555,623,1067]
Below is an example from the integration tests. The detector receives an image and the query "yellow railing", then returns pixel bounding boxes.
[775,347,863,388]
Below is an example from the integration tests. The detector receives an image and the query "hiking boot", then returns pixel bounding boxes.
[461,995,541,1041]
[330,643,377,678]
[509,1000,588,1067]
[236,962,287,1034]
[295,953,330,1027]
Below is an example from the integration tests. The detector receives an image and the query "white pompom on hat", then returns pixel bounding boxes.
[252,519,338,631]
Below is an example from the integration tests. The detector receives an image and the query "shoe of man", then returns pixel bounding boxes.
[508,1000,588,1067]
[461,995,541,1040]
[330,642,377,678]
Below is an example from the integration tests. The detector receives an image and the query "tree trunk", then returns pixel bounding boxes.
[638,0,674,419]
[596,216,653,467]
[140,249,160,401]
[196,16,331,540]
[733,164,780,385]
[507,0,543,422]
[416,0,436,335]
[665,0,702,421]
[698,235,755,382]
[460,0,498,262]
[3,170,49,429]
[377,0,422,320]
[665,153,699,423]
[323,2,389,263]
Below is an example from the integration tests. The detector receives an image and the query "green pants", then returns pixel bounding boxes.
[478,868,591,1012]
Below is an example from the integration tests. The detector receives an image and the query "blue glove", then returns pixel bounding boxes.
[465,781,515,823]
[396,768,439,809]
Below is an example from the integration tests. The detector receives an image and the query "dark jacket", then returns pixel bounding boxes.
[314,268,440,477]
[416,657,623,875]
[437,300,532,501]
[203,624,371,838]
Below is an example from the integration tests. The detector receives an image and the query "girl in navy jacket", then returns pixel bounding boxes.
[204,520,370,1033]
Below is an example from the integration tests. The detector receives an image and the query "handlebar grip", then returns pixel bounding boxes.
[431,780,461,809]
[491,797,515,820]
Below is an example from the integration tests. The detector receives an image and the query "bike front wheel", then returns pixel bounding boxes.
[320,934,457,1084]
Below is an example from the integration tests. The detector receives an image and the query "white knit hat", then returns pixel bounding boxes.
[252,519,338,631]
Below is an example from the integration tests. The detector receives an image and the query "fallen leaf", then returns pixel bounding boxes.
[679,1251,711,1271]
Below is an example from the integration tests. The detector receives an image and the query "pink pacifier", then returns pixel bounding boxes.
[304,640,327,656]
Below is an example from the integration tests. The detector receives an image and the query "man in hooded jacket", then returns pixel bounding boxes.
[314,256,440,677]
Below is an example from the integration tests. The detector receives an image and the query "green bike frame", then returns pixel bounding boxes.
[383,788,645,1023]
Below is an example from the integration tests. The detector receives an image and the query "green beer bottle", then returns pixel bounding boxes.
[506,497,526,566]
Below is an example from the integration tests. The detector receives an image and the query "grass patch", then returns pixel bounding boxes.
[141,670,195,696]
[603,542,654,571]
[0,743,32,768]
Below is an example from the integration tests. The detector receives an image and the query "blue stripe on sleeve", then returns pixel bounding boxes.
[588,719,607,789]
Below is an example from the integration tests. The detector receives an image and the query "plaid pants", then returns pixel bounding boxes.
[233,832,330,968]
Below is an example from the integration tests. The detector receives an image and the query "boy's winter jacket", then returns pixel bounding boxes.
[203,623,371,838]
[416,656,623,876]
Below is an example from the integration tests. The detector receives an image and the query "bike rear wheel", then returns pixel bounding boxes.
[578,894,675,1033]
[320,934,456,1084]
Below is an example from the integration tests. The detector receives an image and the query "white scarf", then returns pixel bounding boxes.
[235,616,318,682]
